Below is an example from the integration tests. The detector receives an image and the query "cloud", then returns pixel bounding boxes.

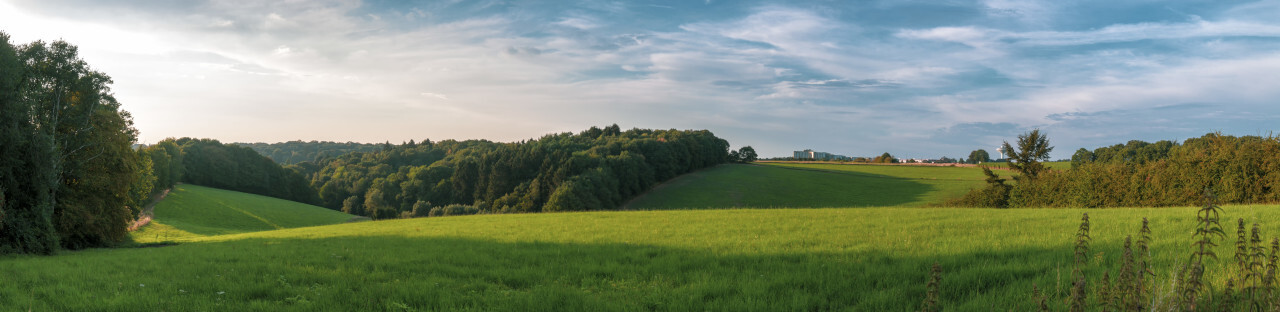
[899,19,1280,48]
[3,0,1280,159]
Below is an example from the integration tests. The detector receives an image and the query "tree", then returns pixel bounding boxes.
[0,34,143,252]
[1070,148,1095,168]
[0,32,60,254]
[967,149,991,164]
[728,150,742,163]
[873,152,897,164]
[738,146,758,163]
[1002,129,1054,180]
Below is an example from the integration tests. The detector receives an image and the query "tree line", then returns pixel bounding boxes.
[170,138,320,205]
[0,33,151,254]
[300,125,738,219]
[953,131,1280,208]
[235,140,382,165]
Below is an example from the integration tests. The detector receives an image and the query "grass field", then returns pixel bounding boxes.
[131,184,357,243]
[625,163,987,209]
[4,204,1278,310]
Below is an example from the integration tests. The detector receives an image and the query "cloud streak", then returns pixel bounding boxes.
[2,0,1279,159]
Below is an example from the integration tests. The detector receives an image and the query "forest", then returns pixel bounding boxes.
[0,34,149,254]
[235,141,381,165]
[299,125,735,219]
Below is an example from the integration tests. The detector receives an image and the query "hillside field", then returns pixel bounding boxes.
[131,184,358,243]
[6,201,1280,310]
[625,163,987,209]
[5,165,1270,310]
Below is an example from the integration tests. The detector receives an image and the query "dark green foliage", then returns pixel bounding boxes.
[236,140,382,165]
[0,32,58,254]
[173,138,321,205]
[1069,148,1094,168]
[140,140,183,190]
[967,149,991,164]
[127,150,157,217]
[1002,129,1054,180]
[305,127,730,219]
[961,133,1280,208]
[1076,139,1177,167]
[947,166,1010,208]
[0,33,143,253]
[1069,213,1090,312]
[738,146,757,163]
[1181,189,1225,309]
[920,262,942,312]
[873,152,896,164]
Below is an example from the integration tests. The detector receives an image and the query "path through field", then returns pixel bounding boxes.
[128,188,171,231]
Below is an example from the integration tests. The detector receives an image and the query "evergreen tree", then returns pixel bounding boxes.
[1002,129,1054,180]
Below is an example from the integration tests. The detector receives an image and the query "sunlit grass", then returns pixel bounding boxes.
[131,184,355,244]
[6,204,1279,310]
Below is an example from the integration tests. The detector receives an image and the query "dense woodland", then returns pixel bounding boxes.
[957,132,1280,208]
[299,125,735,219]
[0,34,149,254]
[235,141,381,165]
[172,138,320,205]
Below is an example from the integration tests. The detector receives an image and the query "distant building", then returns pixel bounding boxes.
[793,149,851,161]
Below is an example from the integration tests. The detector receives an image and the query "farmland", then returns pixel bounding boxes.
[625,163,988,209]
[3,167,1276,310]
[131,184,358,243]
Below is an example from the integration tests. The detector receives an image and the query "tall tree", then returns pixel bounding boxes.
[1070,148,1095,168]
[873,152,897,164]
[0,32,60,254]
[738,146,758,163]
[1002,129,1054,180]
[1,34,142,253]
[967,149,991,164]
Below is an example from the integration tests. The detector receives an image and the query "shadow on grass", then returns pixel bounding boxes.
[2,234,1092,311]
[629,164,936,209]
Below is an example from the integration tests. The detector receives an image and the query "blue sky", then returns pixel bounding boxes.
[4,0,1280,159]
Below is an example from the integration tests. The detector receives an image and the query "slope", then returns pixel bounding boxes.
[3,206,1274,310]
[624,163,988,209]
[131,184,357,242]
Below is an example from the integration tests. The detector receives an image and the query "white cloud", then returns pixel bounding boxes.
[6,0,1280,158]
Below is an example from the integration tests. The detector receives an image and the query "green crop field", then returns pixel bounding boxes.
[625,163,987,209]
[3,204,1276,310]
[131,184,358,243]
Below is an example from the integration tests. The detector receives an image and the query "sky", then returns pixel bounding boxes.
[3,0,1280,159]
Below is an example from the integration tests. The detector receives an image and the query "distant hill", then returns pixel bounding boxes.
[132,184,358,242]
[624,163,989,209]
[235,140,383,165]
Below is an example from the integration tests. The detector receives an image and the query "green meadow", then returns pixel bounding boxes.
[132,184,358,243]
[625,163,987,209]
[5,202,1276,310]
[3,165,1273,310]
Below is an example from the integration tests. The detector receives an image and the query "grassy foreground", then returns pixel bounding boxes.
[626,163,987,209]
[5,205,1280,310]
[132,184,357,243]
